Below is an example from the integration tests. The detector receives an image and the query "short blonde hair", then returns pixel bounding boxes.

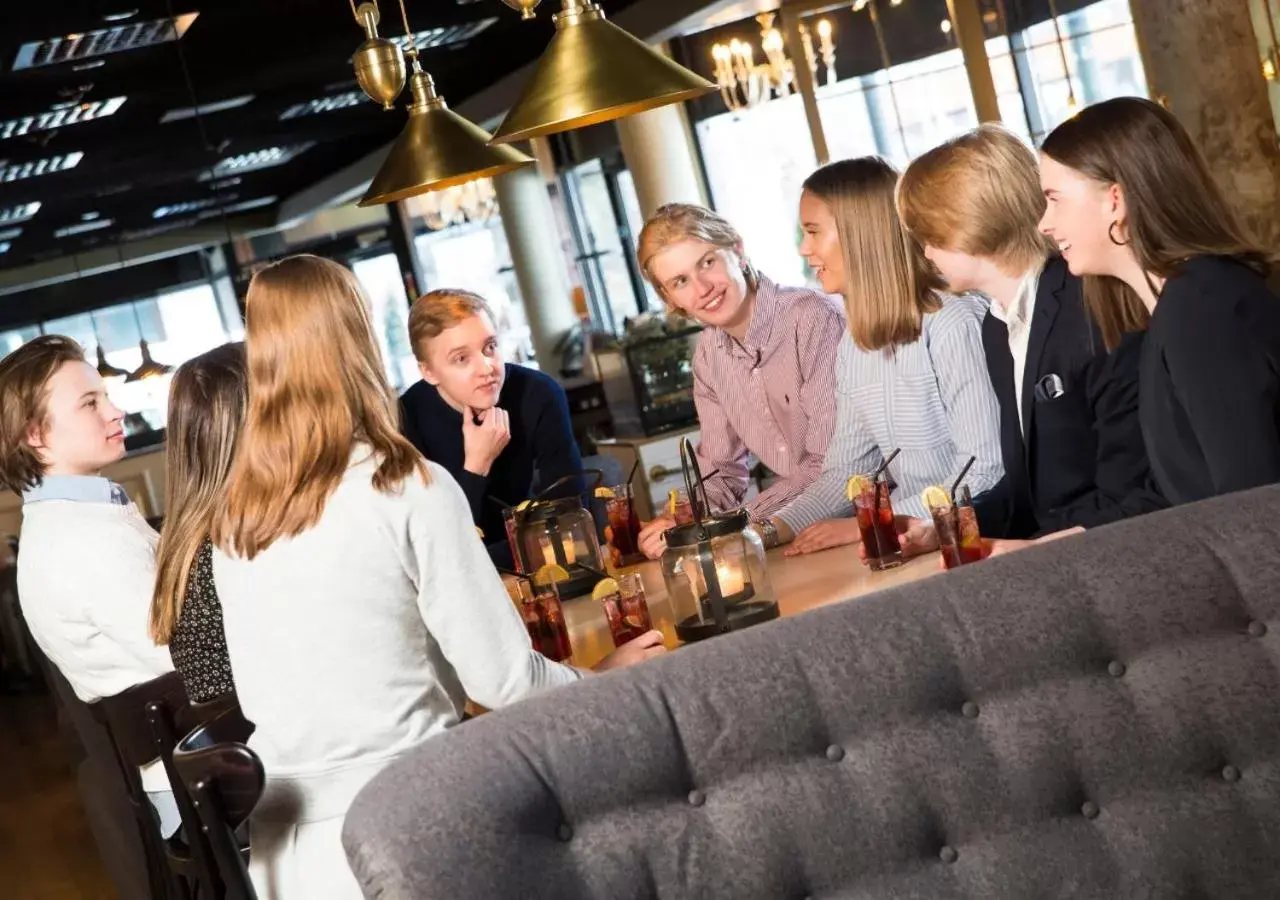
[637,203,758,297]
[802,157,943,353]
[406,289,495,363]
[897,124,1054,275]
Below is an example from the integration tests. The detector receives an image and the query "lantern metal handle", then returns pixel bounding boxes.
[679,438,712,526]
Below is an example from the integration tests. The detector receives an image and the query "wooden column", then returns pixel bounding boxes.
[1129,0,1280,251]
[948,0,1002,123]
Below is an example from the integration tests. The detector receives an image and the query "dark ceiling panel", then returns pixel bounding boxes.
[0,0,639,272]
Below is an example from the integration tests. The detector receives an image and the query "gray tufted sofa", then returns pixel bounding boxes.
[343,484,1280,899]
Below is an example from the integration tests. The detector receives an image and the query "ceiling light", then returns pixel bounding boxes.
[392,19,497,53]
[55,218,114,238]
[0,242,10,254]
[359,67,533,206]
[280,91,367,120]
[0,151,84,182]
[81,212,100,221]
[198,144,314,180]
[209,176,242,190]
[0,97,127,141]
[0,202,41,225]
[491,1,717,144]
[0,227,21,240]
[12,13,199,71]
[154,197,225,219]
[198,195,277,217]
[102,10,141,22]
[159,94,256,124]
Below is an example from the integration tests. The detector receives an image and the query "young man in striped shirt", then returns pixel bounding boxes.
[635,203,846,559]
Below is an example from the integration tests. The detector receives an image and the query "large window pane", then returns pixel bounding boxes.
[351,253,416,392]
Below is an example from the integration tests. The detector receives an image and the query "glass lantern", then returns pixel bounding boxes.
[514,496,605,600]
[660,439,778,642]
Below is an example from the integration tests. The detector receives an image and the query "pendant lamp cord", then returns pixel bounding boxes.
[396,0,419,64]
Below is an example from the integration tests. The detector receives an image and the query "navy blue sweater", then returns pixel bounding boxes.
[399,364,585,566]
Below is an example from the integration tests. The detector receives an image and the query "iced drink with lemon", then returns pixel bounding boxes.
[593,572,653,647]
[521,564,574,661]
[924,484,984,569]
[847,473,902,571]
[597,484,642,564]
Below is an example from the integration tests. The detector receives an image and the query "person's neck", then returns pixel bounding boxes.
[435,386,470,417]
[980,265,1031,313]
[43,465,101,478]
[1112,254,1165,313]
[722,288,757,343]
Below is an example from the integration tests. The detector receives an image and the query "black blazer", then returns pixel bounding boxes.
[976,256,1165,539]
[1139,255,1280,505]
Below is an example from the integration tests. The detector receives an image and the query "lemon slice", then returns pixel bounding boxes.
[591,577,621,602]
[921,484,951,510]
[515,499,532,512]
[533,563,571,587]
[594,486,616,499]
[668,490,679,517]
[474,526,485,540]
[845,474,870,502]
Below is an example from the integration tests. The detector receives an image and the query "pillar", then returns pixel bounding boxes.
[947,0,1002,123]
[494,163,581,375]
[615,74,709,217]
[387,200,427,300]
[1129,0,1280,251]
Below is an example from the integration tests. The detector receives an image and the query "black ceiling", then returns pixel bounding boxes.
[0,0,638,272]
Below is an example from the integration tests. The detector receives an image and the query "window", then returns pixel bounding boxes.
[696,93,816,289]
[351,253,417,392]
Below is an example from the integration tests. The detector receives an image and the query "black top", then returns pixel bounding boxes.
[399,363,585,566]
[976,256,1166,539]
[169,539,235,704]
[1139,255,1280,505]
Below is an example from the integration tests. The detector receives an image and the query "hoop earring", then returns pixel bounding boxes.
[1108,221,1129,246]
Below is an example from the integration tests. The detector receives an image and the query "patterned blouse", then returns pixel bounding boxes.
[169,539,235,704]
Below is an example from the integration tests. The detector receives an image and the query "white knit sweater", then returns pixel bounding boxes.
[213,450,582,900]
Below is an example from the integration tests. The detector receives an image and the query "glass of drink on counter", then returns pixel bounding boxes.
[503,506,524,573]
[593,572,654,648]
[847,473,902,571]
[508,569,574,662]
[668,489,695,525]
[599,484,644,565]
[927,484,984,569]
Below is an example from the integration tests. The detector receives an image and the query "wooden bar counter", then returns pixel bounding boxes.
[560,546,941,669]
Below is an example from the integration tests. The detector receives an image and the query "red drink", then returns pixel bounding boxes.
[853,479,902,571]
[668,490,695,525]
[931,500,985,570]
[503,507,524,573]
[604,485,643,562]
[598,573,653,647]
[506,577,572,661]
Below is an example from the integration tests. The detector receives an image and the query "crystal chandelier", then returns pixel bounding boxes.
[405,178,499,230]
[710,12,835,112]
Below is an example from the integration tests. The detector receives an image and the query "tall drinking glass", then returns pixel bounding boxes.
[506,576,573,661]
[929,486,984,569]
[853,476,902,571]
[603,483,643,565]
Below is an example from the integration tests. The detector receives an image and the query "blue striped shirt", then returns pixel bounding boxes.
[775,293,1004,529]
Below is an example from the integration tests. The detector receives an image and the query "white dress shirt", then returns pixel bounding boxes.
[986,265,1043,437]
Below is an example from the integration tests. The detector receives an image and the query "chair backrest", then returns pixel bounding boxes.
[173,708,262,900]
[91,671,192,900]
[342,484,1280,900]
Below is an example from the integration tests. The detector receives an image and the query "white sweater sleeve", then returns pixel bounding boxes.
[82,527,174,679]
[409,464,582,708]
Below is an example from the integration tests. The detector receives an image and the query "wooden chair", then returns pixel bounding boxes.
[173,706,262,900]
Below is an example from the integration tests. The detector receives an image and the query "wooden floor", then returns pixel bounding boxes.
[0,690,116,900]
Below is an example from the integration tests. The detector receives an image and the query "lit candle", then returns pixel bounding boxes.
[539,535,556,568]
[562,537,578,565]
[715,563,745,599]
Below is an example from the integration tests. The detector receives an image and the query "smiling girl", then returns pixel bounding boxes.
[399,289,585,566]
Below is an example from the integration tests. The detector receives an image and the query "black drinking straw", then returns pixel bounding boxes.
[951,456,977,501]
[627,458,640,486]
[874,447,901,482]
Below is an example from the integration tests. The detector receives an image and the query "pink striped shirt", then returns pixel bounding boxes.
[692,276,846,519]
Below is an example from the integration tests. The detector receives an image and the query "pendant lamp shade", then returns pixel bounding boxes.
[359,69,533,207]
[125,339,173,383]
[490,3,717,145]
[95,345,129,380]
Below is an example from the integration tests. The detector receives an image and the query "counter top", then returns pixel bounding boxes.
[560,546,940,669]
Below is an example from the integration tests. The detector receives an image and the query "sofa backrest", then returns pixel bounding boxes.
[344,485,1280,900]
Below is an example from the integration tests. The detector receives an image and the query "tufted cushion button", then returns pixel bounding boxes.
[939,845,958,864]
[826,744,845,762]
[1222,765,1241,783]
[1248,621,1268,638]
[688,789,706,807]
[961,701,979,719]
[556,823,573,842]
[1081,801,1100,820]
[1107,660,1126,677]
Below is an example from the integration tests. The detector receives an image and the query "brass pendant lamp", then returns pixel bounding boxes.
[490,0,718,145]
[351,0,533,207]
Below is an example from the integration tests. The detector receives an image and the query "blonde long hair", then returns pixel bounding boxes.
[636,203,760,296]
[212,255,427,560]
[151,343,246,643]
[803,157,943,352]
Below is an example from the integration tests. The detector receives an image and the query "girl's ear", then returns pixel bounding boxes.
[417,360,440,387]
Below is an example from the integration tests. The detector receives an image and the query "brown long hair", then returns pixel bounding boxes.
[1040,96,1271,349]
[212,255,427,560]
[803,157,943,352]
[151,343,246,643]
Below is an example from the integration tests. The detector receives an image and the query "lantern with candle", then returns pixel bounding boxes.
[660,438,778,642]
[510,472,606,600]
